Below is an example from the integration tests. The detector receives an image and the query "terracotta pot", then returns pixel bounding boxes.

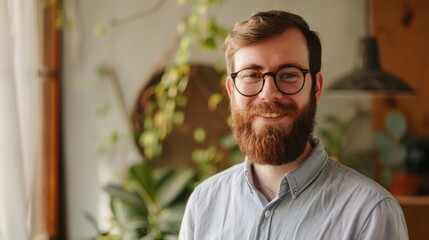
[389,173,419,195]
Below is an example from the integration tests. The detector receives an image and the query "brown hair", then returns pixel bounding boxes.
[222,10,322,88]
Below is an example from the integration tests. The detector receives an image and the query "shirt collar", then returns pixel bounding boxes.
[244,157,255,193]
[243,136,329,198]
[285,136,328,198]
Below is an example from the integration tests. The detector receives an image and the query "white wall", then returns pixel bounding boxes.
[62,0,370,239]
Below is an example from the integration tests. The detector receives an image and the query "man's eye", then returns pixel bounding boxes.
[280,73,298,78]
[244,73,260,78]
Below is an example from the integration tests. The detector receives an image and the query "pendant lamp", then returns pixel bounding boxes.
[328,0,414,94]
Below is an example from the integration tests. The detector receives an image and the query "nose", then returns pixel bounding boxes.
[258,75,282,101]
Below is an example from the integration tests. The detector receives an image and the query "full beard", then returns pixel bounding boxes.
[230,95,317,166]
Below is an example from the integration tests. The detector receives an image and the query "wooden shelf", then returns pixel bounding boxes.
[394,195,429,240]
[395,195,429,206]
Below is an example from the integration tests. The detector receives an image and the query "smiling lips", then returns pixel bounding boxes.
[260,112,284,118]
[248,102,299,120]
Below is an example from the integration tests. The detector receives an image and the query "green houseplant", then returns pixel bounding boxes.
[101,162,195,240]
[319,114,353,161]
[373,110,420,194]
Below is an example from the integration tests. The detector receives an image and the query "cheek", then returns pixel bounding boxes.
[231,92,253,110]
[237,99,252,110]
[293,94,310,106]
[290,96,311,114]
[293,82,314,107]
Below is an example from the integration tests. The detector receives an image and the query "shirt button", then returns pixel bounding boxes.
[293,188,299,194]
[264,210,270,218]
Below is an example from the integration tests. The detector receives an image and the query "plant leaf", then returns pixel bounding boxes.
[83,211,104,235]
[193,128,206,143]
[110,197,147,232]
[373,132,394,150]
[129,163,156,200]
[158,204,186,234]
[104,184,144,209]
[156,169,195,209]
[208,93,223,111]
[158,204,186,224]
[154,167,174,183]
[379,145,407,168]
[380,168,394,187]
[386,111,407,140]
[128,163,162,216]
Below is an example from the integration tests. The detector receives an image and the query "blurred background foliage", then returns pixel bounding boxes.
[73,0,236,239]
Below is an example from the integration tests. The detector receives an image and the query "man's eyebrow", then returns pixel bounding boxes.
[238,63,308,72]
[238,63,263,71]
[277,63,308,69]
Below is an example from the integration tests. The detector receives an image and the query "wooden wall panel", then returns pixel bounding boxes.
[372,1,429,239]
[372,0,429,138]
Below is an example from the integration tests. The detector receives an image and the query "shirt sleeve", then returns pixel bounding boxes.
[179,191,196,240]
[357,197,408,240]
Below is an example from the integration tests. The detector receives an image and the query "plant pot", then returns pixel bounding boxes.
[388,173,419,195]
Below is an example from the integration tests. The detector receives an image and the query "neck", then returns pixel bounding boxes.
[251,141,313,201]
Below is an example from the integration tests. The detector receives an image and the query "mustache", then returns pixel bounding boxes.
[244,101,299,118]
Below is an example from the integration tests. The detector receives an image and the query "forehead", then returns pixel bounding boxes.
[233,28,309,71]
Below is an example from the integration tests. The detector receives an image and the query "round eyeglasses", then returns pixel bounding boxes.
[230,65,309,97]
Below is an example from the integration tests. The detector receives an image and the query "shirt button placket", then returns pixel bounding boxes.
[258,195,279,239]
[258,208,273,240]
[264,210,270,218]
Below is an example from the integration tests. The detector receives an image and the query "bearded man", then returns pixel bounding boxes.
[179,10,408,240]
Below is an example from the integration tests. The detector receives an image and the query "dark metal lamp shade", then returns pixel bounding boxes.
[328,36,415,94]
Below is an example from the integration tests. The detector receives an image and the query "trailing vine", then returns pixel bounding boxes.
[139,0,228,159]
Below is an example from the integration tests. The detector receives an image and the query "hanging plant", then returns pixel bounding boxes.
[138,0,228,159]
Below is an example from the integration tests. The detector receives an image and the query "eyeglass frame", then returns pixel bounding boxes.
[229,64,310,97]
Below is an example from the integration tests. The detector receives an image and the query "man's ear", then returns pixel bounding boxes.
[314,72,323,102]
[226,76,234,98]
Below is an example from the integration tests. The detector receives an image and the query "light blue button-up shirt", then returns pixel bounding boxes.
[179,137,408,239]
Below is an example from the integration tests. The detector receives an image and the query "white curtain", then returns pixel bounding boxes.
[0,0,43,239]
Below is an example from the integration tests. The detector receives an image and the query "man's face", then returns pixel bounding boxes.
[226,28,323,165]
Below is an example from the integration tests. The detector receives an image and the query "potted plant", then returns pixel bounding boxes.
[96,162,196,240]
[373,110,420,195]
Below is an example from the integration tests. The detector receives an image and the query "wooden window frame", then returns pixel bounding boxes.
[40,2,65,240]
